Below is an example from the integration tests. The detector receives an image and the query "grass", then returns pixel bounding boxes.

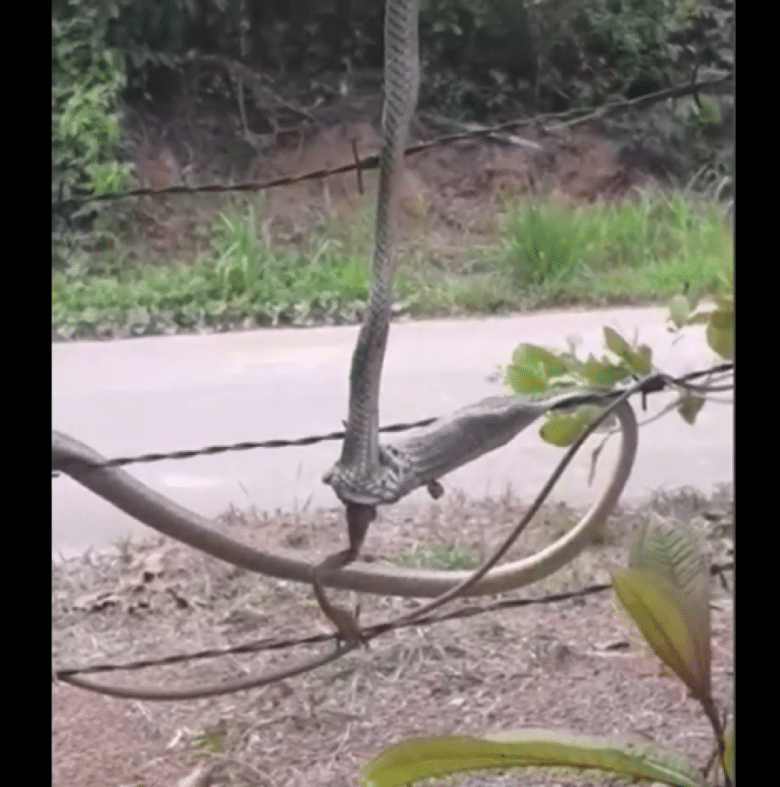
[52,190,733,340]
[393,541,484,570]
[494,191,730,300]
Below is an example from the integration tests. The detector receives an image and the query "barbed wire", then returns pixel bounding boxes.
[54,73,732,209]
[52,368,733,698]
[53,560,732,680]
[51,49,733,702]
[51,415,438,477]
[51,362,733,479]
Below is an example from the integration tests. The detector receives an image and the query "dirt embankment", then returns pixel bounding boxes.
[126,71,679,255]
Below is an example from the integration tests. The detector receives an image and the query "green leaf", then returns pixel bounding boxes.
[709,308,733,330]
[613,568,707,702]
[603,326,633,361]
[360,730,703,787]
[710,309,734,331]
[627,343,653,376]
[722,717,734,781]
[694,96,720,125]
[578,356,631,387]
[706,311,734,360]
[601,327,652,376]
[685,310,713,326]
[713,292,734,312]
[628,520,711,617]
[511,343,569,378]
[505,363,549,395]
[539,408,596,447]
[677,392,706,425]
[668,294,690,329]
[614,520,711,702]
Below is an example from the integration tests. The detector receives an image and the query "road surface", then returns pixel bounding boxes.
[52,306,732,558]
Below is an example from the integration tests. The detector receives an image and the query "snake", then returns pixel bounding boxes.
[52,0,638,601]
[321,0,422,509]
[318,0,639,584]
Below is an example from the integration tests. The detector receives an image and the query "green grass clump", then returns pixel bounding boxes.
[52,191,733,340]
[495,191,731,303]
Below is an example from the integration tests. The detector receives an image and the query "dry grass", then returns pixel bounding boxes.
[52,486,733,787]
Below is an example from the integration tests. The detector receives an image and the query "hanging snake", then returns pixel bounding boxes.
[52,0,638,610]
[313,0,639,634]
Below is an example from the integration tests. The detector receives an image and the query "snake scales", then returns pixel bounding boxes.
[52,0,638,601]
[318,0,639,587]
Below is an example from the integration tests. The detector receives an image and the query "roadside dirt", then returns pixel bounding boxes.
[53,487,733,787]
[123,73,680,257]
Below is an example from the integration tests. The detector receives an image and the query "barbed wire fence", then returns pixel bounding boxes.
[52,363,731,478]
[53,72,732,210]
[53,365,733,699]
[54,560,733,683]
[52,69,734,700]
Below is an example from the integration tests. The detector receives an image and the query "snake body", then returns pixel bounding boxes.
[54,406,635,597]
[322,0,637,518]
[51,0,641,702]
[52,0,639,600]
[322,0,421,507]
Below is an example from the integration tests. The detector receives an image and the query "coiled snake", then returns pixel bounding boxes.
[52,0,638,639]
[312,0,638,640]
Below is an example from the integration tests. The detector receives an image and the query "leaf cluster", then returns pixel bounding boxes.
[502,275,732,449]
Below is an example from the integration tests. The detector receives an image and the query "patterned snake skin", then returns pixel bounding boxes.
[322,0,422,506]
[50,0,640,609]
[323,0,638,518]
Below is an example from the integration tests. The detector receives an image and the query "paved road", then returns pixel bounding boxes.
[52,306,732,558]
